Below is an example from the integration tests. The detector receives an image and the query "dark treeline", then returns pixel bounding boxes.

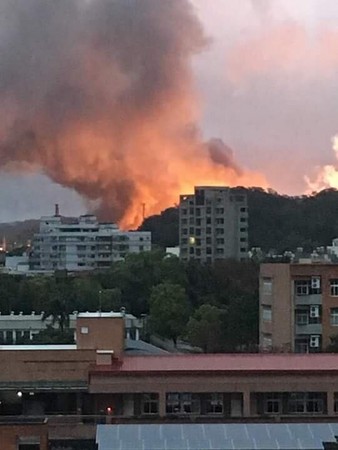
[0,251,258,352]
[140,188,338,253]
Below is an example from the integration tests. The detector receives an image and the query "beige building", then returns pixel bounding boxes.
[179,187,248,263]
[260,263,338,353]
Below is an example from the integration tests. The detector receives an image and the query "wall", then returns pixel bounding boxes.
[76,317,124,356]
[0,422,48,450]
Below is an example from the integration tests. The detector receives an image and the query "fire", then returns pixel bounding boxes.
[305,135,338,193]
[0,0,267,229]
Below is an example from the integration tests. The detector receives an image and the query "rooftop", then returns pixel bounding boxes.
[92,353,338,374]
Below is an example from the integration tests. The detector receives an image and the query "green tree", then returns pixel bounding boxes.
[31,325,74,344]
[225,294,259,352]
[187,304,227,352]
[42,280,75,332]
[149,283,190,346]
[98,250,165,316]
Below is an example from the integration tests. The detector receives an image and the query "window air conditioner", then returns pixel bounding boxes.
[310,335,320,348]
[310,305,320,318]
[311,277,321,289]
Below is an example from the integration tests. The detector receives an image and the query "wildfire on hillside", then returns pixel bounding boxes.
[0,0,266,228]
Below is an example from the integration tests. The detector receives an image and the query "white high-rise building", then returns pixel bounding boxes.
[29,206,151,271]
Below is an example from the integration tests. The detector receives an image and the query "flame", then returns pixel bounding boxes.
[0,0,267,229]
[305,135,338,193]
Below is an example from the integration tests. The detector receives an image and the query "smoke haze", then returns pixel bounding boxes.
[0,0,264,227]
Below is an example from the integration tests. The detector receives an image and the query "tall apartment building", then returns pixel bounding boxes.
[259,262,338,353]
[179,187,248,263]
[29,208,151,272]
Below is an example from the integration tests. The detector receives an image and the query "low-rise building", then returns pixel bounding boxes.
[259,262,338,353]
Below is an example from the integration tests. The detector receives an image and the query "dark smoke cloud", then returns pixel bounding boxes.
[207,139,241,174]
[0,0,261,227]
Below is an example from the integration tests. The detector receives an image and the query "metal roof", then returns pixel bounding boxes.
[96,423,338,450]
[92,353,338,374]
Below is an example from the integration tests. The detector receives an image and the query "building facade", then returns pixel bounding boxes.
[179,187,248,263]
[4,315,338,446]
[259,263,338,353]
[29,209,151,272]
[0,312,143,344]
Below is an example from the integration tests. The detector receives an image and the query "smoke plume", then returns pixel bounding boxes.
[0,0,265,228]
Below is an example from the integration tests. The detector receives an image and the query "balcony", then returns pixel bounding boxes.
[295,323,322,335]
[294,294,322,306]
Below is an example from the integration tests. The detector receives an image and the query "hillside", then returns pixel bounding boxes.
[0,219,39,247]
[3,188,338,253]
[139,188,338,253]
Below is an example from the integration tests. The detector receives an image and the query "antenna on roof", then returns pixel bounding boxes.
[55,203,60,217]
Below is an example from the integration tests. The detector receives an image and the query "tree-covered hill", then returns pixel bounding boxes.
[140,188,338,253]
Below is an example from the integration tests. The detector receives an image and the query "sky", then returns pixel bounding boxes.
[1,0,338,222]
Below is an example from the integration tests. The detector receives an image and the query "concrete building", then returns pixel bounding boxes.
[4,314,338,446]
[29,207,151,272]
[179,187,248,263]
[259,263,338,353]
[0,311,143,344]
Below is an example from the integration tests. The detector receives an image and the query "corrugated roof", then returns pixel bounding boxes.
[92,353,338,374]
[96,423,338,450]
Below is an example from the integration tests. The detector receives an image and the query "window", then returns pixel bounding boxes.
[216,248,224,255]
[240,207,247,212]
[196,218,201,226]
[181,208,187,215]
[295,280,311,296]
[262,305,272,322]
[181,218,187,225]
[206,227,212,235]
[206,207,212,214]
[216,218,224,225]
[216,208,224,214]
[141,393,158,415]
[331,308,338,325]
[331,279,338,296]
[240,248,247,252]
[262,333,272,350]
[240,237,247,242]
[206,247,212,255]
[295,309,308,325]
[182,228,188,235]
[206,237,212,245]
[81,327,89,334]
[264,393,282,414]
[240,227,247,232]
[206,217,211,224]
[240,217,247,223]
[166,393,200,414]
[195,208,201,216]
[334,393,338,413]
[216,238,224,245]
[287,392,324,414]
[295,338,308,353]
[205,393,223,414]
[262,278,273,295]
[216,228,224,235]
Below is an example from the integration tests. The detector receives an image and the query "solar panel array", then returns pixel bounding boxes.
[96,423,338,450]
